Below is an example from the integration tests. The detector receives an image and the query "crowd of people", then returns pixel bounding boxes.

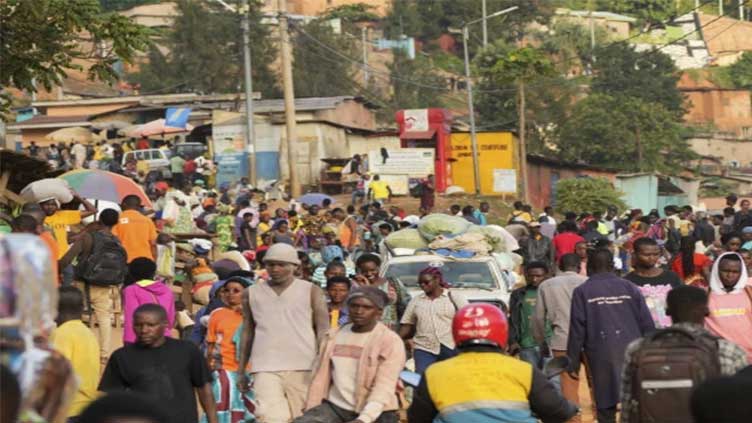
[2,150,752,423]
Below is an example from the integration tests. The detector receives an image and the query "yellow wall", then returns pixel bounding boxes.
[450,132,517,195]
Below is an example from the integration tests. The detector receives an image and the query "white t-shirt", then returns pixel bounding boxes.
[328,325,383,423]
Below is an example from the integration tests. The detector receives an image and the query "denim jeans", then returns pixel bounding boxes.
[414,345,458,374]
[519,346,561,393]
[61,265,74,287]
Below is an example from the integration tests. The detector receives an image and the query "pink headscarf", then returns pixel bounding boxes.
[419,266,451,288]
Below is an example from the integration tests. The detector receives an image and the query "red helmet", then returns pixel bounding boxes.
[452,303,508,349]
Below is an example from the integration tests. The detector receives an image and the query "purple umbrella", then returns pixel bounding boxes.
[297,193,334,206]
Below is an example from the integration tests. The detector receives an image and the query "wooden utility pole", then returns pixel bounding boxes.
[279,0,300,197]
[518,81,529,204]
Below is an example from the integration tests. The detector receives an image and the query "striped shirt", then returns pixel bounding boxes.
[400,290,468,354]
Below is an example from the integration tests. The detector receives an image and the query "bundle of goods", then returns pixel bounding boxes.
[386,214,519,258]
[20,179,72,204]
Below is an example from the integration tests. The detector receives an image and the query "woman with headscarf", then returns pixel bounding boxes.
[203,276,257,423]
[398,266,466,373]
[705,252,752,362]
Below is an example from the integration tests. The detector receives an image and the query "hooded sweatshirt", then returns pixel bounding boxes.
[122,279,176,343]
[705,252,752,362]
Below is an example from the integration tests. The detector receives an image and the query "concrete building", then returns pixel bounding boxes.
[261,0,390,17]
[699,12,752,66]
[554,8,636,39]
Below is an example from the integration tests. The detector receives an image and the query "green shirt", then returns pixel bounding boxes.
[170,155,186,173]
[520,288,552,348]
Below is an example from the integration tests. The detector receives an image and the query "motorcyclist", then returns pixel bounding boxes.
[407,303,578,423]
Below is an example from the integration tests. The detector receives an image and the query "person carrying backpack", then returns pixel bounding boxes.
[619,285,748,423]
[59,208,128,363]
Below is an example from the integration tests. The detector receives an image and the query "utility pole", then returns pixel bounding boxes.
[719,0,724,15]
[740,0,745,20]
[462,26,481,195]
[482,0,488,47]
[278,0,300,197]
[518,81,529,204]
[361,26,369,84]
[240,0,256,185]
[461,6,519,195]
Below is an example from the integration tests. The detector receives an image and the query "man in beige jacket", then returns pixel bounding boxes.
[297,287,406,423]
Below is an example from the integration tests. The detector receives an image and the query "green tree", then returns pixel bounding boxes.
[591,43,685,117]
[474,44,558,143]
[555,177,627,215]
[383,0,552,43]
[557,94,695,172]
[387,49,446,112]
[612,0,676,29]
[1,0,150,114]
[292,19,357,98]
[129,0,278,97]
[728,52,752,89]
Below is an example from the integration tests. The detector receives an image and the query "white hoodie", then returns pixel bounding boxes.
[708,252,749,295]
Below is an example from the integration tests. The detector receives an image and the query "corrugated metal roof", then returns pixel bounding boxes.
[251,96,357,113]
[7,115,92,130]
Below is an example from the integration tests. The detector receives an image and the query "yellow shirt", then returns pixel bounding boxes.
[257,221,271,246]
[44,210,82,258]
[50,320,100,417]
[368,180,390,200]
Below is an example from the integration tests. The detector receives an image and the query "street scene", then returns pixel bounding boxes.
[2,0,752,422]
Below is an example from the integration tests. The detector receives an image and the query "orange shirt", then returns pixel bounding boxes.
[112,209,157,262]
[40,231,60,286]
[206,308,243,371]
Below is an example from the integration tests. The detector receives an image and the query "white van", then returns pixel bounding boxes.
[122,149,171,177]
[380,253,512,312]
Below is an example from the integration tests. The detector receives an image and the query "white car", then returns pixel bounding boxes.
[122,148,171,178]
[380,253,511,312]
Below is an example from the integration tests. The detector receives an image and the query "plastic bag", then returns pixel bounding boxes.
[385,228,429,250]
[417,214,470,241]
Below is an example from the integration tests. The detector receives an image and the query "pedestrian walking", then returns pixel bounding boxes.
[566,249,655,423]
[297,287,406,423]
[620,285,748,423]
[419,175,435,212]
[704,252,752,362]
[326,276,351,329]
[122,258,176,344]
[236,243,330,423]
[113,195,158,262]
[553,221,585,263]
[509,261,553,370]
[398,267,467,374]
[533,253,587,422]
[100,304,218,423]
[353,253,410,331]
[50,287,101,420]
[205,276,256,423]
[367,175,391,205]
[59,208,128,363]
[519,221,555,269]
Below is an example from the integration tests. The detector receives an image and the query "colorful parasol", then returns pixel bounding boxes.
[58,169,152,208]
[125,118,194,138]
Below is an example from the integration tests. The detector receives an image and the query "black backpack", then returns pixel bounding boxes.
[628,327,721,423]
[75,231,128,286]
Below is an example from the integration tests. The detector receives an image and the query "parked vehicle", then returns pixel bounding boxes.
[173,142,207,160]
[380,253,511,311]
[121,148,171,178]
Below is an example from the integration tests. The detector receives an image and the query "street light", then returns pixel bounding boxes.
[462,5,518,195]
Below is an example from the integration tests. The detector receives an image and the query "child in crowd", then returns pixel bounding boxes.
[326,276,351,329]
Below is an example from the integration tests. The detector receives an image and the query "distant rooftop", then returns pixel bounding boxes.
[555,8,637,23]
